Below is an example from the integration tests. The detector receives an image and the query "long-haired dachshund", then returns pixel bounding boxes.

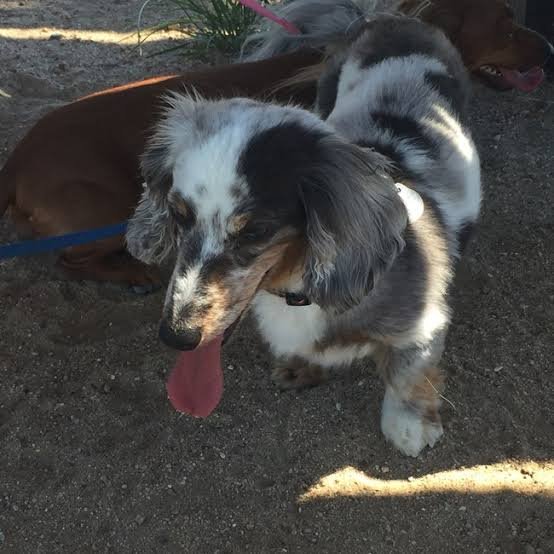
[127,11,481,457]
[0,0,549,288]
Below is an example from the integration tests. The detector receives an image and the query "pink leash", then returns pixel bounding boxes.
[238,0,301,35]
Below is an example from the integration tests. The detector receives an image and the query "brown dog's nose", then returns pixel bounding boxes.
[159,320,201,351]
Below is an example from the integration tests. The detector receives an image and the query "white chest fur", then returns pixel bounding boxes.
[251,291,327,357]
[251,291,376,368]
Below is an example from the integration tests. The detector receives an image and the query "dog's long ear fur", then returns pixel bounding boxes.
[300,138,407,311]
[126,93,200,264]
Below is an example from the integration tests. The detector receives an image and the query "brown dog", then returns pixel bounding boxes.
[400,0,551,90]
[0,0,550,288]
[0,50,320,289]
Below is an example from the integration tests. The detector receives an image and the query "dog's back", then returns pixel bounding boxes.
[249,4,480,249]
[323,16,481,240]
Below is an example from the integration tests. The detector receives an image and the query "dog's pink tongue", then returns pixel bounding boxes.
[166,335,223,418]
[501,66,544,92]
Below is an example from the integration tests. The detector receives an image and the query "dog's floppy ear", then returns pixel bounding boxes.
[125,133,176,264]
[126,94,198,264]
[300,138,407,311]
[125,183,178,265]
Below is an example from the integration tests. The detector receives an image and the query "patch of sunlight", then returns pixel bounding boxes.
[300,461,554,501]
[421,104,475,162]
[0,26,187,45]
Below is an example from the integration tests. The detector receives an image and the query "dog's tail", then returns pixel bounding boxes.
[240,0,379,61]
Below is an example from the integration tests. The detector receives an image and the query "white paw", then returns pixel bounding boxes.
[381,388,443,457]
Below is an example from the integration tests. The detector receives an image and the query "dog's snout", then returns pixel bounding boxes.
[159,319,202,351]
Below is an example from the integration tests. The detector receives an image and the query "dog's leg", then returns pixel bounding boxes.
[376,337,446,457]
[272,358,329,389]
[58,246,162,292]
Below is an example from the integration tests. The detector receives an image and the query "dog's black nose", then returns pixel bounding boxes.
[159,320,201,351]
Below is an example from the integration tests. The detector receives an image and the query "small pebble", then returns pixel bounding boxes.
[381,466,390,473]
[49,33,63,40]
[135,515,146,525]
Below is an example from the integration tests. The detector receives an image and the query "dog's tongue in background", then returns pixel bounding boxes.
[166,335,224,417]
[501,66,544,92]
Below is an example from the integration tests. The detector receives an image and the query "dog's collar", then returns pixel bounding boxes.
[267,183,423,306]
[265,290,312,307]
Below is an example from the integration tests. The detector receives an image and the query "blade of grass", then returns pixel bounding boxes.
[138,0,270,60]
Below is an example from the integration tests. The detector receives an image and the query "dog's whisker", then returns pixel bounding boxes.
[425,376,457,411]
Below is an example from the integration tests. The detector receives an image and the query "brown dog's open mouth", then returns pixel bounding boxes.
[165,316,243,418]
[478,65,545,92]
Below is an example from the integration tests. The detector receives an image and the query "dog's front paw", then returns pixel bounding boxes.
[381,388,443,457]
[272,364,327,390]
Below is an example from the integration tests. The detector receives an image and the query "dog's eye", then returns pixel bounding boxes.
[235,225,272,247]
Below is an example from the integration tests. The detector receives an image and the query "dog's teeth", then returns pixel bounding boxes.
[481,65,500,76]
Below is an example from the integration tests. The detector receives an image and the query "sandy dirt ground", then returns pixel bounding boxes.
[0,1,553,553]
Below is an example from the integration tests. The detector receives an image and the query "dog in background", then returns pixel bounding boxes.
[127,10,480,456]
[246,0,551,92]
[0,0,548,289]
[0,51,320,289]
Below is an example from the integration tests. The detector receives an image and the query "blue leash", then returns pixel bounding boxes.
[0,222,128,261]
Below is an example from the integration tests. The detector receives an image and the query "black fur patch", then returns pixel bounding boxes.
[238,121,329,226]
[371,111,439,157]
[425,72,467,119]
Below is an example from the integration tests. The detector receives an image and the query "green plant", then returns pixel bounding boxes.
[138,0,269,60]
